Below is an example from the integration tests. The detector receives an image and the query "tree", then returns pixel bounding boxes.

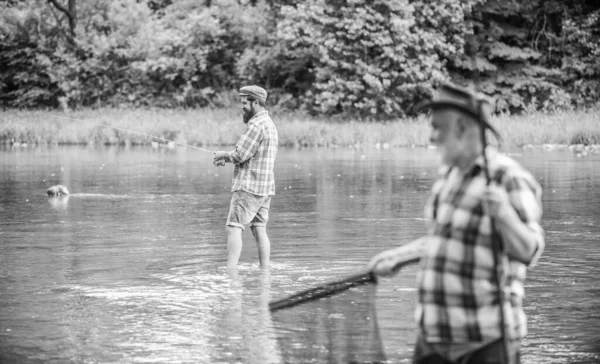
[448,0,600,113]
[240,0,481,119]
[47,0,76,41]
[1,0,598,112]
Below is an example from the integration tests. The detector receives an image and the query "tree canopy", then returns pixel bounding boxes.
[1,0,599,118]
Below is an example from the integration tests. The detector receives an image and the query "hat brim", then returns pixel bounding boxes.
[417,100,499,137]
[238,92,266,103]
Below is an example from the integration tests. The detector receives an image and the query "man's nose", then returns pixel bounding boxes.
[429,131,438,144]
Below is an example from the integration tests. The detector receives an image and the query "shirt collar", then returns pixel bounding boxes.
[438,147,498,179]
[248,110,268,125]
[467,147,499,178]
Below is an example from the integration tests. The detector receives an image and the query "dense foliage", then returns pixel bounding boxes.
[452,0,600,113]
[1,0,599,118]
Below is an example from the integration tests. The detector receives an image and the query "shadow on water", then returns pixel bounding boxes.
[0,145,599,363]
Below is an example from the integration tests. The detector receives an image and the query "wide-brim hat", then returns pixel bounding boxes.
[238,85,268,104]
[417,82,499,137]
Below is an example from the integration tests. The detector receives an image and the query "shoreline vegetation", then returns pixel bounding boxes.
[1,108,599,150]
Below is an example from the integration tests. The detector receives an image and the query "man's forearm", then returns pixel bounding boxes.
[495,206,543,264]
[229,148,249,164]
[224,151,233,163]
[389,237,425,264]
[368,237,425,276]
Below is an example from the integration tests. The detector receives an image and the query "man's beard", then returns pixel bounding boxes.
[242,108,255,124]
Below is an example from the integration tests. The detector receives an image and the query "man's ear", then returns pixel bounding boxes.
[454,116,468,137]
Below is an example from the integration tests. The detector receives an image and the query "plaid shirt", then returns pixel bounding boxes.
[417,148,544,344]
[227,111,278,196]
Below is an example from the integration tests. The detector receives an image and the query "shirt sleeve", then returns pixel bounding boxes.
[229,123,264,165]
[504,173,545,266]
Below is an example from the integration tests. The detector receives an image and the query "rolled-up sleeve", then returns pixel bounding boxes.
[229,124,263,165]
[505,174,545,265]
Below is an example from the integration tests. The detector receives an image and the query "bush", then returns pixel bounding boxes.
[256,0,480,119]
[1,0,599,116]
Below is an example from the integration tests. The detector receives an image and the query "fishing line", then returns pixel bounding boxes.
[49,115,215,153]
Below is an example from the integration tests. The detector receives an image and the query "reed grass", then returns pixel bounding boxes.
[490,110,600,147]
[1,107,598,148]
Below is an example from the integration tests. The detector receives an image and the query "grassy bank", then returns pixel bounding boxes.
[1,107,599,148]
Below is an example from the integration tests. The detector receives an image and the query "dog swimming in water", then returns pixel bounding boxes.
[47,185,70,197]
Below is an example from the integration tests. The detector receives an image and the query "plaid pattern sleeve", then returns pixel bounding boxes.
[230,122,264,165]
[417,150,544,345]
[228,111,278,196]
[502,171,545,265]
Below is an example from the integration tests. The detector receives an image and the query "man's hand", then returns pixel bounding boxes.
[483,184,543,264]
[367,249,403,277]
[483,185,511,220]
[366,237,425,277]
[213,151,228,166]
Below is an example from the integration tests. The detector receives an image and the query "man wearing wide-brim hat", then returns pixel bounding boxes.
[367,83,545,364]
[213,85,279,273]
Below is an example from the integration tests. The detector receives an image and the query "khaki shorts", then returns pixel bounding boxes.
[226,191,271,230]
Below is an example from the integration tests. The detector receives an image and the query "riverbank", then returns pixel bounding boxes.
[1,107,599,148]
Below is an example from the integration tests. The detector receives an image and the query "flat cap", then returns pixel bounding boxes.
[239,85,268,104]
[418,82,498,137]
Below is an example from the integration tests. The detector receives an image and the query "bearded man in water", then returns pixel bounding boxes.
[213,85,279,273]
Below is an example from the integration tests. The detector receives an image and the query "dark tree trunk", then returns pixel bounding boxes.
[47,0,77,40]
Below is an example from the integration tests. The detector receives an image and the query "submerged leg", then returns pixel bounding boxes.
[226,226,243,270]
[251,226,270,268]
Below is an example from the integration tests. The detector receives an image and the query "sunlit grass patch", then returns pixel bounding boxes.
[1,107,598,148]
[570,130,600,145]
[490,109,600,147]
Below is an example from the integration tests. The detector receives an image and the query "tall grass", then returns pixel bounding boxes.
[1,107,598,148]
[490,110,600,147]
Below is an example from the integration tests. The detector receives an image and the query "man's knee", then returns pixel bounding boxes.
[251,225,267,237]
[226,225,242,235]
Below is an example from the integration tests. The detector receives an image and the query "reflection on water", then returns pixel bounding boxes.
[271,279,386,364]
[0,146,599,363]
[47,195,70,211]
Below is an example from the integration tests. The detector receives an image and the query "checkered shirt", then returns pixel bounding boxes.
[228,111,278,196]
[417,148,544,344]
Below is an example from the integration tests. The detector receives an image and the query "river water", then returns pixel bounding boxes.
[0,146,598,363]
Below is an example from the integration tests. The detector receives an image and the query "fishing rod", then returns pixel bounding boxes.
[49,114,215,153]
[466,10,511,364]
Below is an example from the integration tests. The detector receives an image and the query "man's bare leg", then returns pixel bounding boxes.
[251,226,270,268]
[227,225,243,271]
